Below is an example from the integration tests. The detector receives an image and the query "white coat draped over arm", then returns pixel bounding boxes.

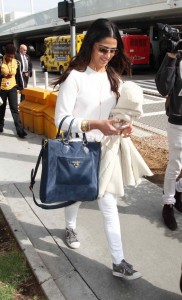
[99,81,153,197]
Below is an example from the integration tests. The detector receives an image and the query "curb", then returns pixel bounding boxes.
[0,187,66,300]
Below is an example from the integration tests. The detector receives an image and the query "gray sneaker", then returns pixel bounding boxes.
[112,259,142,280]
[65,228,80,249]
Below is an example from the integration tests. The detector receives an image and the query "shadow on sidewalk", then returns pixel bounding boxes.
[1,182,182,299]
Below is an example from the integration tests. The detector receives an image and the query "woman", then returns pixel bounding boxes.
[0,44,27,138]
[54,18,141,280]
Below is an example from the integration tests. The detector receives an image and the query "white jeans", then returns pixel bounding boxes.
[65,192,124,264]
[163,122,182,205]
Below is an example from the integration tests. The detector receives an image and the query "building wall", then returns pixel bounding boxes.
[0,0,181,63]
[0,0,182,36]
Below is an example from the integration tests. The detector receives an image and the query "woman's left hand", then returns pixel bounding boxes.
[121,123,133,138]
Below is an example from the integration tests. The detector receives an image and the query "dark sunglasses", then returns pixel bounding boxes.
[97,46,118,55]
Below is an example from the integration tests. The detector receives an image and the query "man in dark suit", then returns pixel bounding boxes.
[15,44,33,101]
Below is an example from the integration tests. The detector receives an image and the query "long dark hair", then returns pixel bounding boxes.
[54,18,131,100]
[5,44,16,54]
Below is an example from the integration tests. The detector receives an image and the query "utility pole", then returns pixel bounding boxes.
[69,0,76,57]
[58,0,76,57]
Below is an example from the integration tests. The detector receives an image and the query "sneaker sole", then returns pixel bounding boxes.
[66,241,80,249]
[112,271,142,280]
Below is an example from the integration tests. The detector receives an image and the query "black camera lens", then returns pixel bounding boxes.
[157,23,182,53]
[159,39,177,53]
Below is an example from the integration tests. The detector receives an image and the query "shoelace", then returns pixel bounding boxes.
[122,259,133,269]
[66,229,78,241]
[120,260,133,274]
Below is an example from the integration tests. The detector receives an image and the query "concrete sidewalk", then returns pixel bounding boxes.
[0,107,182,300]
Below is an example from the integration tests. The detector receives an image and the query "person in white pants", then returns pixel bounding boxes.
[156,52,182,230]
[65,193,124,264]
[54,18,146,280]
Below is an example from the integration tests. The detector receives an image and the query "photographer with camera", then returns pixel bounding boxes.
[155,23,182,230]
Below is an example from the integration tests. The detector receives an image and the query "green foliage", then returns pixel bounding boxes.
[0,284,15,300]
[0,249,31,299]
[0,250,30,286]
[0,209,45,299]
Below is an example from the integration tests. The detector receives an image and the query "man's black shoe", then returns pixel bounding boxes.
[0,127,3,133]
[22,129,27,136]
[162,204,177,231]
[174,191,182,213]
[17,129,27,138]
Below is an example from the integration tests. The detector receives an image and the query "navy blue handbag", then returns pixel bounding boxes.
[30,116,101,209]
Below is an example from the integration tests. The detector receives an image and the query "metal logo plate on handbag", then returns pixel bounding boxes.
[71,160,80,168]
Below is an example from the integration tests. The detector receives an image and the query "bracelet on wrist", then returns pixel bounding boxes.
[81,120,90,132]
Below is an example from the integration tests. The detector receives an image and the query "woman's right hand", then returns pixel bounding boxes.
[90,119,121,136]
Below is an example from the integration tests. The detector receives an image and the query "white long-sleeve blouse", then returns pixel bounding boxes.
[54,66,119,140]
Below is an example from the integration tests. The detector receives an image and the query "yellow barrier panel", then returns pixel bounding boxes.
[44,92,58,139]
[22,88,50,103]
[20,101,39,132]
[19,88,50,133]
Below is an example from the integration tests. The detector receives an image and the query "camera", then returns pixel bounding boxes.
[157,23,182,53]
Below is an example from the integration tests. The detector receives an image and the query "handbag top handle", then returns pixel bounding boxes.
[56,115,87,144]
[56,115,71,138]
